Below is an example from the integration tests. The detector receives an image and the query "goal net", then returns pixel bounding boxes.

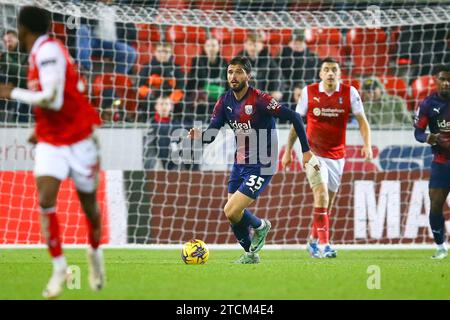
[1,0,450,248]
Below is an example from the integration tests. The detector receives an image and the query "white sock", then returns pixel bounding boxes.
[437,243,448,251]
[52,256,67,273]
[256,219,265,230]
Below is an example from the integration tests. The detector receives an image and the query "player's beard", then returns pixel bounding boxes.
[230,81,246,93]
[439,90,450,100]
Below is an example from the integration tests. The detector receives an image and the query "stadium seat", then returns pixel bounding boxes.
[136,24,161,42]
[378,75,408,100]
[159,0,188,9]
[195,0,233,10]
[211,27,248,44]
[344,145,380,172]
[166,25,207,44]
[92,73,138,120]
[346,28,389,76]
[340,76,361,92]
[265,29,292,57]
[211,27,248,62]
[305,28,345,63]
[51,22,67,44]
[411,75,437,110]
[173,43,203,73]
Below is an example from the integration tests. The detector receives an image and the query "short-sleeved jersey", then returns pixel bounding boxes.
[28,35,101,146]
[207,87,285,166]
[296,82,364,159]
[414,93,450,164]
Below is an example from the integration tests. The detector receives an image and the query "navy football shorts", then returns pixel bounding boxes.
[228,164,273,200]
[429,161,450,189]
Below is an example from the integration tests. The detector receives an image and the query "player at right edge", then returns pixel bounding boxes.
[414,65,450,260]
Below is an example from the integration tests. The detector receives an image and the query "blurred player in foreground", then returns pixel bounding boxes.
[414,65,450,260]
[189,56,319,264]
[0,6,104,298]
[282,57,372,258]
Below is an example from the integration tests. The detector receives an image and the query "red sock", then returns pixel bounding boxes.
[85,217,100,249]
[44,211,63,258]
[313,208,329,245]
[311,222,318,239]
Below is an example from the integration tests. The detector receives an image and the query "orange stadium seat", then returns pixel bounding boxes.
[378,75,408,100]
[411,75,437,110]
[346,28,389,76]
[305,28,344,63]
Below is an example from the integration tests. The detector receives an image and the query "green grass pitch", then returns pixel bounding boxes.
[0,249,449,300]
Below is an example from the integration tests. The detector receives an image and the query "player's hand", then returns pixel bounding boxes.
[188,127,202,140]
[27,132,38,145]
[361,145,373,162]
[281,148,293,170]
[427,133,440,146]
[0,83,14,100]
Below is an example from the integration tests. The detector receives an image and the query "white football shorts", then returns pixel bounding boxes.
[34,136,100,193]
[316,156,345,193]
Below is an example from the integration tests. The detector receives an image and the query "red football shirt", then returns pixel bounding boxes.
[27,35,101,146]
[296,82,364,159]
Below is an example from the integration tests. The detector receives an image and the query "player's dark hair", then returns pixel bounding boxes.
[18,6,50,35]
[320,57,339,68]
[436,65,450,74]
[229,56,252,74]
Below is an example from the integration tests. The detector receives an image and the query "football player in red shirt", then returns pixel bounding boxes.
[282,57,373,258]
[0,6,104,298]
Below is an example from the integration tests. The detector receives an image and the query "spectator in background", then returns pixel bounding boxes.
[237,31,283,101]
[361,78,412,129]
[186,37,228,122]
[76,0,137,74]
[279,81,305,124]
[0,29,30,123]
[279,29,320,103]
[138,42,185,122]
[144,92,184,170]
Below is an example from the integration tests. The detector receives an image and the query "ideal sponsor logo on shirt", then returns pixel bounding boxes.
[437,119,450,130]
[230,120,252,133]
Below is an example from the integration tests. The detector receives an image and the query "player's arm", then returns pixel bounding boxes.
[0,42,65,110]
[413,100,439,145]
[188,96,225,144]
[351,86,373,161]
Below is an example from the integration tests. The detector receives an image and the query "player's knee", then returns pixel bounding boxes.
[223,203,238,222]
[39,194,57,209]
[313,185,329,208]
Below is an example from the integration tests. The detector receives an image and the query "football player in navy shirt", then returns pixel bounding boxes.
[189,56,320,263]
[414,65,450,260]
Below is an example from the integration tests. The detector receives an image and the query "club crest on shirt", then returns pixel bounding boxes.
[245,104,253,115]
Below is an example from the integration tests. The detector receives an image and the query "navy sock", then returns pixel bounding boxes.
[239,209,262,229]
[429,212,446,245]
[231,223,251,252]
